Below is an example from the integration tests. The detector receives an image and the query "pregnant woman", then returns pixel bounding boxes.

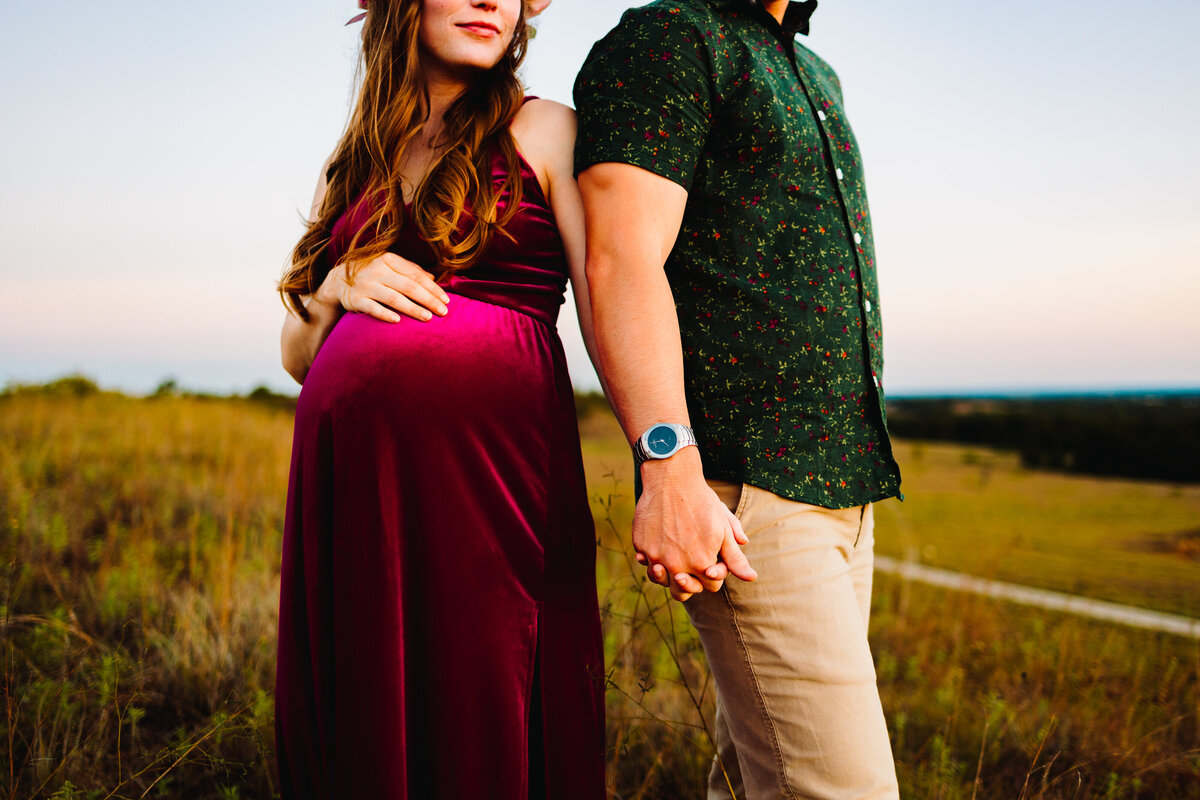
[274,1,604,797]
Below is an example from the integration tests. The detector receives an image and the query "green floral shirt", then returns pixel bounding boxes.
[574,0,902,508]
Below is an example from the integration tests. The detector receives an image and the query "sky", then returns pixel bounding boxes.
[1,0,1198,396]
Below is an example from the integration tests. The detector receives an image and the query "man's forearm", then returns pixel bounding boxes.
[587,255,688,442]
[587,247,711,485]
[578,164,695,456]
[579,163,755,594]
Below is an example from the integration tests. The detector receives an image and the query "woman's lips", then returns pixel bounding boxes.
[457,21,500,36]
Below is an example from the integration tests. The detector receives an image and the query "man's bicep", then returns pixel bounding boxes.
[578,162,688,270]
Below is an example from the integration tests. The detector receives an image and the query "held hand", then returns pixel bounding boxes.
[315,254,450,323]
[632,452,757,602]
[636,505,755,600]
[715,509,755,581]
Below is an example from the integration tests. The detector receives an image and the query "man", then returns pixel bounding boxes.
[573,1,903,798]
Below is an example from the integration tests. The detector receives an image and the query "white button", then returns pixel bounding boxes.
[865,300,873,312]
[835,168,844,181]
[817,110,827,121]
[853,232,862,245]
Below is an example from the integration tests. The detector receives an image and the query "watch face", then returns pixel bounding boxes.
[646,425,678,456]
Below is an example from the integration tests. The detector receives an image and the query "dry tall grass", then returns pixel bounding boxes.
[2,386,1198,798]
[2,386,286,798]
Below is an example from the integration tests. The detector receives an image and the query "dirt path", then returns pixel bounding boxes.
[874,556,1200,639]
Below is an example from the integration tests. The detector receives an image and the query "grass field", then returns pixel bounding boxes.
[1,386,1198,798]
[874,441,1200,617]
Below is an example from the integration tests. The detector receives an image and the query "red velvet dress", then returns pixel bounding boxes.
[275,149,605,799]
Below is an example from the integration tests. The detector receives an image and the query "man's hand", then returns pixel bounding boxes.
[632,450,757,601]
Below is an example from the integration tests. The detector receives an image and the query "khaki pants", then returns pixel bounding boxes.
[685,481,899,800]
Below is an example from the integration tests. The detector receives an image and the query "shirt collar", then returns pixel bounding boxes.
[710,0,818,36]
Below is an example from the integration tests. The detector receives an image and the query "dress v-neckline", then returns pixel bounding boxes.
[401,147,547,211]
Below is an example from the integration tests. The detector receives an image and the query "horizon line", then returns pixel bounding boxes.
[6,373,1199,402]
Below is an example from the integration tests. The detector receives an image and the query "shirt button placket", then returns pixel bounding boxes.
[822,116,875,396]
[801,72,880,406]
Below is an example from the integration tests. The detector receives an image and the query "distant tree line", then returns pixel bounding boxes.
[0,374,300,411]
[7,377,1195,483]
[885,394,1200,483]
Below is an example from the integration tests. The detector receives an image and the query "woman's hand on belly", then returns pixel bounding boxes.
[323,253,451,324]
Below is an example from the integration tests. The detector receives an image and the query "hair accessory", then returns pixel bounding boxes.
[346,0,367,26]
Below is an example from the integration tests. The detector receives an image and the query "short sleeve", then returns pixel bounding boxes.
[572,4,715,190]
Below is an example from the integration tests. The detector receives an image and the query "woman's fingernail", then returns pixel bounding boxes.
[422,311,432,321]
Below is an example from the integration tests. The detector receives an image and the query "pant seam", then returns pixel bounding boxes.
[722,586,798,800]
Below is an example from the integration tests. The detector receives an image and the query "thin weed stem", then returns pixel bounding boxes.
[1018,715,1057,800]
[971,713,990,800]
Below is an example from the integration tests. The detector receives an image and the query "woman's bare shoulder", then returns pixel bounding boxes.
[510,99,576,189]
[514,97,575,127]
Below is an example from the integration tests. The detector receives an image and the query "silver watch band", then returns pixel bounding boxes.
[633,423,697,465]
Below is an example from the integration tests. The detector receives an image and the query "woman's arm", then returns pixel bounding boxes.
[281,160,340,385]
[280,161,450,385]
[510,100,608,399]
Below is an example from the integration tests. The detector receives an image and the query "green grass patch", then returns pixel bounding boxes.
[875,441,1200,617]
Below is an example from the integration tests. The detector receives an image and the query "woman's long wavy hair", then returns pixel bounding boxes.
[280,0,531,319]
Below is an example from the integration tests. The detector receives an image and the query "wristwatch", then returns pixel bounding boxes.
[633,423,698,466]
